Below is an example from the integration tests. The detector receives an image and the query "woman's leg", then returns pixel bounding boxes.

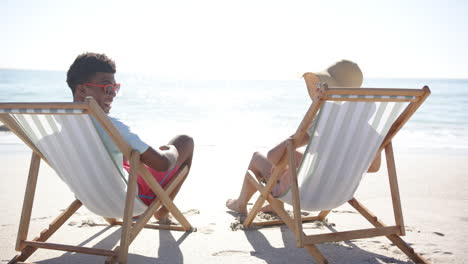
[226,152,274,214]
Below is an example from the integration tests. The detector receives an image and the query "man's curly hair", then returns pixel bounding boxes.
[66,52,116,95]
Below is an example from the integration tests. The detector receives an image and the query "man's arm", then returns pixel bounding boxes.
[108,117,179,172]
[140,145,179,172]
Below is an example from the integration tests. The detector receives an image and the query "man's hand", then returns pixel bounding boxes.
[159,145,170,151]
[159,145,179,170]
[141,145,179,172]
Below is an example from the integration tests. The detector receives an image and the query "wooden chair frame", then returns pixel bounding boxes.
[0,98,194,264]
[242,83,431,264]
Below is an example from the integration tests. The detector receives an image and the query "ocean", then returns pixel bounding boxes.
[0,69,467,155]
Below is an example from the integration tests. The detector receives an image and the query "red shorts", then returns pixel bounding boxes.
[123,160,179,206]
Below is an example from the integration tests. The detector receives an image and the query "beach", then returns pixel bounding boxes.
[0,141,467,263]
[2,0,467,261]
[1,72,467,263]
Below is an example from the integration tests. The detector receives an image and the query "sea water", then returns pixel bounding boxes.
[0,69,467,155]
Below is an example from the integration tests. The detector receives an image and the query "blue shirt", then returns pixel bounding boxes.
[92,116,149,178]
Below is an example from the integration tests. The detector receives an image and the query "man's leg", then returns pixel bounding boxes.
[154,134,194,221]
[226,152,276,214]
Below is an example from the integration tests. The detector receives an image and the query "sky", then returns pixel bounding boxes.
[1,0,467,79]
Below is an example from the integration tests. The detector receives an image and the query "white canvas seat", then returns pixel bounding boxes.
[281,97,411,211]
[6,111,147,217]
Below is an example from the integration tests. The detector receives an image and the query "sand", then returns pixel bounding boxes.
[0,142,467,263]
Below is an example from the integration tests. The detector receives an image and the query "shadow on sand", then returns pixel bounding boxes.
[242,225,414,264]
[33,225,191,264]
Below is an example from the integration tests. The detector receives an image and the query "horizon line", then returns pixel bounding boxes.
[1,67,467,81]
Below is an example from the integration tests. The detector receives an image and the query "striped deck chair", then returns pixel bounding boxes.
[242,79,431,263]
[0,97,194,264]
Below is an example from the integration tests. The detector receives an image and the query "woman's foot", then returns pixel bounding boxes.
[259,204,276,214]
[260,200,286,214]
[226,199,283,215]
[226,199,247,214]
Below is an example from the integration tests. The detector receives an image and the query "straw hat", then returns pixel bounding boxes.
[303,60,363,99]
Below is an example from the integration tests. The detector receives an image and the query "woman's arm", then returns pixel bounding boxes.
[267,133,310,165]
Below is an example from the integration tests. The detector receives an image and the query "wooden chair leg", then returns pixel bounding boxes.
[305,245,328,264]
[137,165,192,231]
[349,198,428,264]
[268,197,328,263]
[243,168,283,228]
[287,138,304,248]
[16,152,41,252]
[242,172,268,227]
[317,210,331,221]
[118,151,140,264]
[385,234,428,264]
[127,165,193,245]
[104,218,117,225]
[105,246,119,264]
[244,146,291,228]
[11,199,82,263]
[246,174,329,262]
[384,142,405,235]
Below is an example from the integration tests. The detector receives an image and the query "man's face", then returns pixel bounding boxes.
[79,72,116,113]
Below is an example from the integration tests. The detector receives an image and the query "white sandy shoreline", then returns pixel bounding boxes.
[0,142,467,263]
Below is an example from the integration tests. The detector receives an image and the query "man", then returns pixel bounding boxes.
[67,52,194,221]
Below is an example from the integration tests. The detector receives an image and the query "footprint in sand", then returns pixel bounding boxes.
[31,216,50,220]
[433,250,453,255]
[183,209,200,216]
[304,220,336,229]
[303,222,325,229]
[198,223,216,234]
[379,245,390,250]
[66,219,100,227]
[212,250,253,257]
[332,210,356,214]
